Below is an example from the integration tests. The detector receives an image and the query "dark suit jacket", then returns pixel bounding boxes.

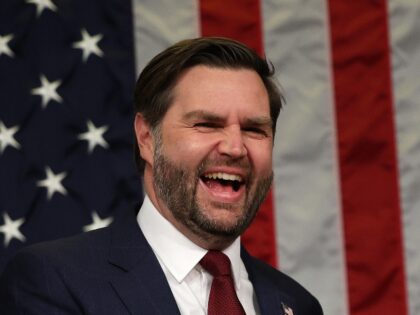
[0,206,323,315]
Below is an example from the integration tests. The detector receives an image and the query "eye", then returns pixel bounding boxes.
[243,127,268,137]
[193,122,221,129]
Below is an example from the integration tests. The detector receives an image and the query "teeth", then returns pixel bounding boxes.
[204,172,243,182]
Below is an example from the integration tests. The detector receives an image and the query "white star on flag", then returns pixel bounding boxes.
[73,29,104,62]
[37,166,68,200]
[0,121,21,154]
[26,0,57,17]
[83,211,113,232]
[31,75,63,109]
[0,213,26,247]
[0,34,14,58]
[78,120,109,153]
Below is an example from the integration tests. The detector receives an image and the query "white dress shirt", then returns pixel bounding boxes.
[137,196,260,315]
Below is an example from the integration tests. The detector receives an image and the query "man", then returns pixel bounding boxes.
[0,37,323,315]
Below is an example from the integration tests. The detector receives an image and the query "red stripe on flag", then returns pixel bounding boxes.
[199,0,263,54]
[199,0,277,267]
[328,1,408,314]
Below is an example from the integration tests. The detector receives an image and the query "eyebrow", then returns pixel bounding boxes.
[183,110,272,127]
[183,110,225,122]
[243,116,272,128]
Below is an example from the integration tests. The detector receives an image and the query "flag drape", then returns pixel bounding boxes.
[1,1,419,314]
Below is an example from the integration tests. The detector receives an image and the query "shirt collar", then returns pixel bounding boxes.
[137,195,243,288]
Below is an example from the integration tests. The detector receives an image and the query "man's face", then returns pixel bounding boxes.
[151,66,273,244]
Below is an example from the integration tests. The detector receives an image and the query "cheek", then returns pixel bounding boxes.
[246,142,273,173]
[163,132,214,164]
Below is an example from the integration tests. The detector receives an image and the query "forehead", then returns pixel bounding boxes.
[167,66,270,119]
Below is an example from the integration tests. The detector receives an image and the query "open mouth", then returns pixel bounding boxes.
[200,172,244,193]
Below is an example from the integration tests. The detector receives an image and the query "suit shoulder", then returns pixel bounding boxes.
[253,257,311,293]
[245,255,323,315]
[8,226,112,271]
[0,227,115,314]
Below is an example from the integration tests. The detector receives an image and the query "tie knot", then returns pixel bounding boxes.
[200,250,232,277]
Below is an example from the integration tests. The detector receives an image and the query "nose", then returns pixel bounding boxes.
[217,125,247,159]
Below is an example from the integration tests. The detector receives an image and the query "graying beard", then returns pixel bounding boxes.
[151,129,272,239]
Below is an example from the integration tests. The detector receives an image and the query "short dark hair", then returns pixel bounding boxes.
[134,37,283,173]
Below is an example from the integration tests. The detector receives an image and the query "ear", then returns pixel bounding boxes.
[134,113,154,166]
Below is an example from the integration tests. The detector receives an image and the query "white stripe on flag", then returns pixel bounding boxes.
[388,1,420,314]
[262,1,348,314]
[131,0,199,75]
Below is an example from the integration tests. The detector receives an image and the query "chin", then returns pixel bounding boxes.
[194,207,250,238]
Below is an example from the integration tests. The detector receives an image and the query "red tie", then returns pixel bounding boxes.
[200,250,246,315]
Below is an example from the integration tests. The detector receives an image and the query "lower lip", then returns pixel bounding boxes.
[198,178,245,203]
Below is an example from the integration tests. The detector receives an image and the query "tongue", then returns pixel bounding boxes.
[204,179,234,193]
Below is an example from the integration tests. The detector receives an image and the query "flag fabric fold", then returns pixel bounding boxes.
[1,1,419,314]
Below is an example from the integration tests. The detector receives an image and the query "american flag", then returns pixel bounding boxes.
[1,1,419,315]
[0,0,140,272]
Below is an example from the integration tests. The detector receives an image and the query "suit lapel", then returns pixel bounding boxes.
[107,207,181,315]
[241,249,286,315]
[105,207,295,315]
